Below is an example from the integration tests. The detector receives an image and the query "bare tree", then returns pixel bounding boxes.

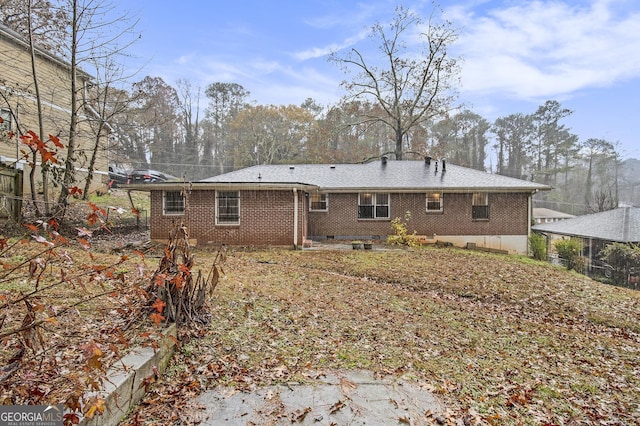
[582,138,618,211]
[0,0,68,54]
[82,58,133,198]
[330,5,460,160]
[26,0,47,214]
[56,0,80,206]
[175,78,201,181]
[592,188,617,212]
[57,0,139,206]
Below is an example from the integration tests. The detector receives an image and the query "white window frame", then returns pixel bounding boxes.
[162,190,185,215]
[216,190,240,225]
[0,109,11,132]
[358,193,390,219]
[309,193,328,211]
[426,192,443,212]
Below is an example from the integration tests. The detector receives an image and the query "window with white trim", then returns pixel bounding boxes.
[216,191,240,225]
[310,193,328,211]
[472,192,489,220]
[426,192,443,212]
[358,193,389,219]
[163,191,185,215]
[0,109,11,132]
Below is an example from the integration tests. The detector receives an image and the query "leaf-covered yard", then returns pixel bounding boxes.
[0,232,160,421]
[129,245,640,425]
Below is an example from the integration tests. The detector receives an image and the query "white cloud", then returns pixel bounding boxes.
[294,28,370,61]
[453,0,640,100]
[159,54,342,107]
[295,1,408,61]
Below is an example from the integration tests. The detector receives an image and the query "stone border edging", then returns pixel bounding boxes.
[78,323,177,426]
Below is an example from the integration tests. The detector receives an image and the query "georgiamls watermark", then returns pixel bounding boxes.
[0,405,63,426]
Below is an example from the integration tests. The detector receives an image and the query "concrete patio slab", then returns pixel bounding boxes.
[195,370,444,425]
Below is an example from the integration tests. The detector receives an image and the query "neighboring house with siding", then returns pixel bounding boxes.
[0,22,107,196]
[131,157,550,254]
[533,207,575,224]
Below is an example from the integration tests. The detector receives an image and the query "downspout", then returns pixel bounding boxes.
[528,194,531,235]
[293,188,299,250]
[528,193,533,254]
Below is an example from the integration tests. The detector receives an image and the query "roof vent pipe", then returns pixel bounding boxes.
[442,159,446,172]
[381,155,388,165]
[425,156,432,165]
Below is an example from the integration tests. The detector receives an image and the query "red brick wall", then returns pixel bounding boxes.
[308,192,530,238]
[150,189,307,247]
[151,189,530,246]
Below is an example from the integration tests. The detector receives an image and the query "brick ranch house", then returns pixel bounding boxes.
[130,158,550,254]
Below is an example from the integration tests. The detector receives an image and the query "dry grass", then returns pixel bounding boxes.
[3,237,639,424]
[85,188,150,212]
[133,245,640,425]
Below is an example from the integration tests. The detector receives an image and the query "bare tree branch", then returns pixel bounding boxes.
[329,4,460,160]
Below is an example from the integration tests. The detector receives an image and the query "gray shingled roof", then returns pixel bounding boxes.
[202,160,549,192]
[532,206,640,243]
[533,208,575,220]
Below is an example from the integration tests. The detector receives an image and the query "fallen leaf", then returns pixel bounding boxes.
[329,400,345,414]
[339,377,357,395]
[290,407,312,423]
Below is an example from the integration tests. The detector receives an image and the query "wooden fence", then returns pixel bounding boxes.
[0,165,23,222]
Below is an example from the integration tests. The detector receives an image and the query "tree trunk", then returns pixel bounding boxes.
[83,122,105,198]
[58,0,78,207]
[26,1,44,216]
[395,127,403,160]
[584,155,593,208]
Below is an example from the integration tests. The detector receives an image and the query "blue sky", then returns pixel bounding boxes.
[113,0,640,160]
